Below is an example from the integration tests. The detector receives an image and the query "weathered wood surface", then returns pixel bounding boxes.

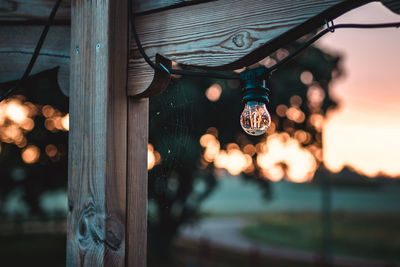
[127,98,148,267]
[67,0,128,266]
[128,0,380,95]
[134,0,214,14]
[1,0,398,23]
[0,25,69,95]
[0,0,70,23]
[0,0,209,22]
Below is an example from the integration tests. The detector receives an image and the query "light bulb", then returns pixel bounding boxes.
[239,67,272,136]
[240,101,271,136]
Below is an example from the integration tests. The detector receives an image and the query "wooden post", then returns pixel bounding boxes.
[66,0,136,265]
[127,98,148,266]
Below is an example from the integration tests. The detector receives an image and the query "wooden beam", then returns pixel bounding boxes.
[0,25,69,95]
[66,0,129,266]
[128,0,380,95]
[0,0,209,23]
[0,0,71,23]
[134,0,214,14]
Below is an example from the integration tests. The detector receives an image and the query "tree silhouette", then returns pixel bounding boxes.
[147,40,342,262]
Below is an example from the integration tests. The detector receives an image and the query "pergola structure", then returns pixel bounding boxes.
[1,0,399,266]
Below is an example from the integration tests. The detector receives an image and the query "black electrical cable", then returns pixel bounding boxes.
[129,0,400,80]
[0,0,63,102]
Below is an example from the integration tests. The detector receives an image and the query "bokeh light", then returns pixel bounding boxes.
[61,114,69,131]
[148,143,161,170]
[200,128,318,182]
[205,83,222,102]
[257,133,317,183]
[6,101,28,123]
[300,71,313,85]
[45,144,58,158]
[0,96,69,164]
[22,145,40,164]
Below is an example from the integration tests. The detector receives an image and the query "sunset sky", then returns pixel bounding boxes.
[317,2,400,176]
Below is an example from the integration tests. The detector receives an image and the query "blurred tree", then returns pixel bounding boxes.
[0,68,69,219]
[148,40,342,262]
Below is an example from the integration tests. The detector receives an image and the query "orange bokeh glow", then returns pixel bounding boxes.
[22,145,40,164]
[205,83,222,102]
[61,114,69,131]
[6,101,28,123]
[45,144,58,158]
[148,143,161,170]
[0,97,68,153]
[257,133,317,183]
[200,129,318,182]
[300,71,313,85]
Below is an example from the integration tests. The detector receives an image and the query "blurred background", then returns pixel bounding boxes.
[0,2,399,267]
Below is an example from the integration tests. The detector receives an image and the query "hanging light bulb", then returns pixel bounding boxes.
[239,67,271,136]
[240,101,271,136]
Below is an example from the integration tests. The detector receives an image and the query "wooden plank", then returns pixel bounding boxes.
[1,0,398,23]
[0,0,208,23]
[134,0,214,14]
[128,0,378,95]
[0,0,71,23]
[126,98,148,267]
[66,0,128,266]
[0,25,69,95]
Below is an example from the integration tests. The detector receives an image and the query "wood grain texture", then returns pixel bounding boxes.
[0,0,70,23]
[0,25,69,95]
[0,0,210,22]
[67,0,128,266]
[127,98,148,267]
[133,54,172,98]
[134,0,214,14]
[128,0,375,95]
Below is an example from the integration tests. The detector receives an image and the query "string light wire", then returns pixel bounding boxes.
[0,0,63,102]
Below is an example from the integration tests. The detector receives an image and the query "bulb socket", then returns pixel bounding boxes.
[242,86,270,104]
[240,67,271,104]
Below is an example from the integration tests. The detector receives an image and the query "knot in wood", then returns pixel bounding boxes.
[76,205,123,251]
[105,217,123,250]
[68,200,74,213]
[232,33,245,47]
[220,31,251,51]
[77,206,96,248]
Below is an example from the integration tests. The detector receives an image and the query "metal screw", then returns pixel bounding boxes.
[96,43,101,51]
[75,47,79,54]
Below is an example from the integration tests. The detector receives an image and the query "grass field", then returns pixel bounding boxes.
[241,212,400,263]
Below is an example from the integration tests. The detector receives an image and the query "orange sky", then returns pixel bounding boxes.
[316,2,400,177]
